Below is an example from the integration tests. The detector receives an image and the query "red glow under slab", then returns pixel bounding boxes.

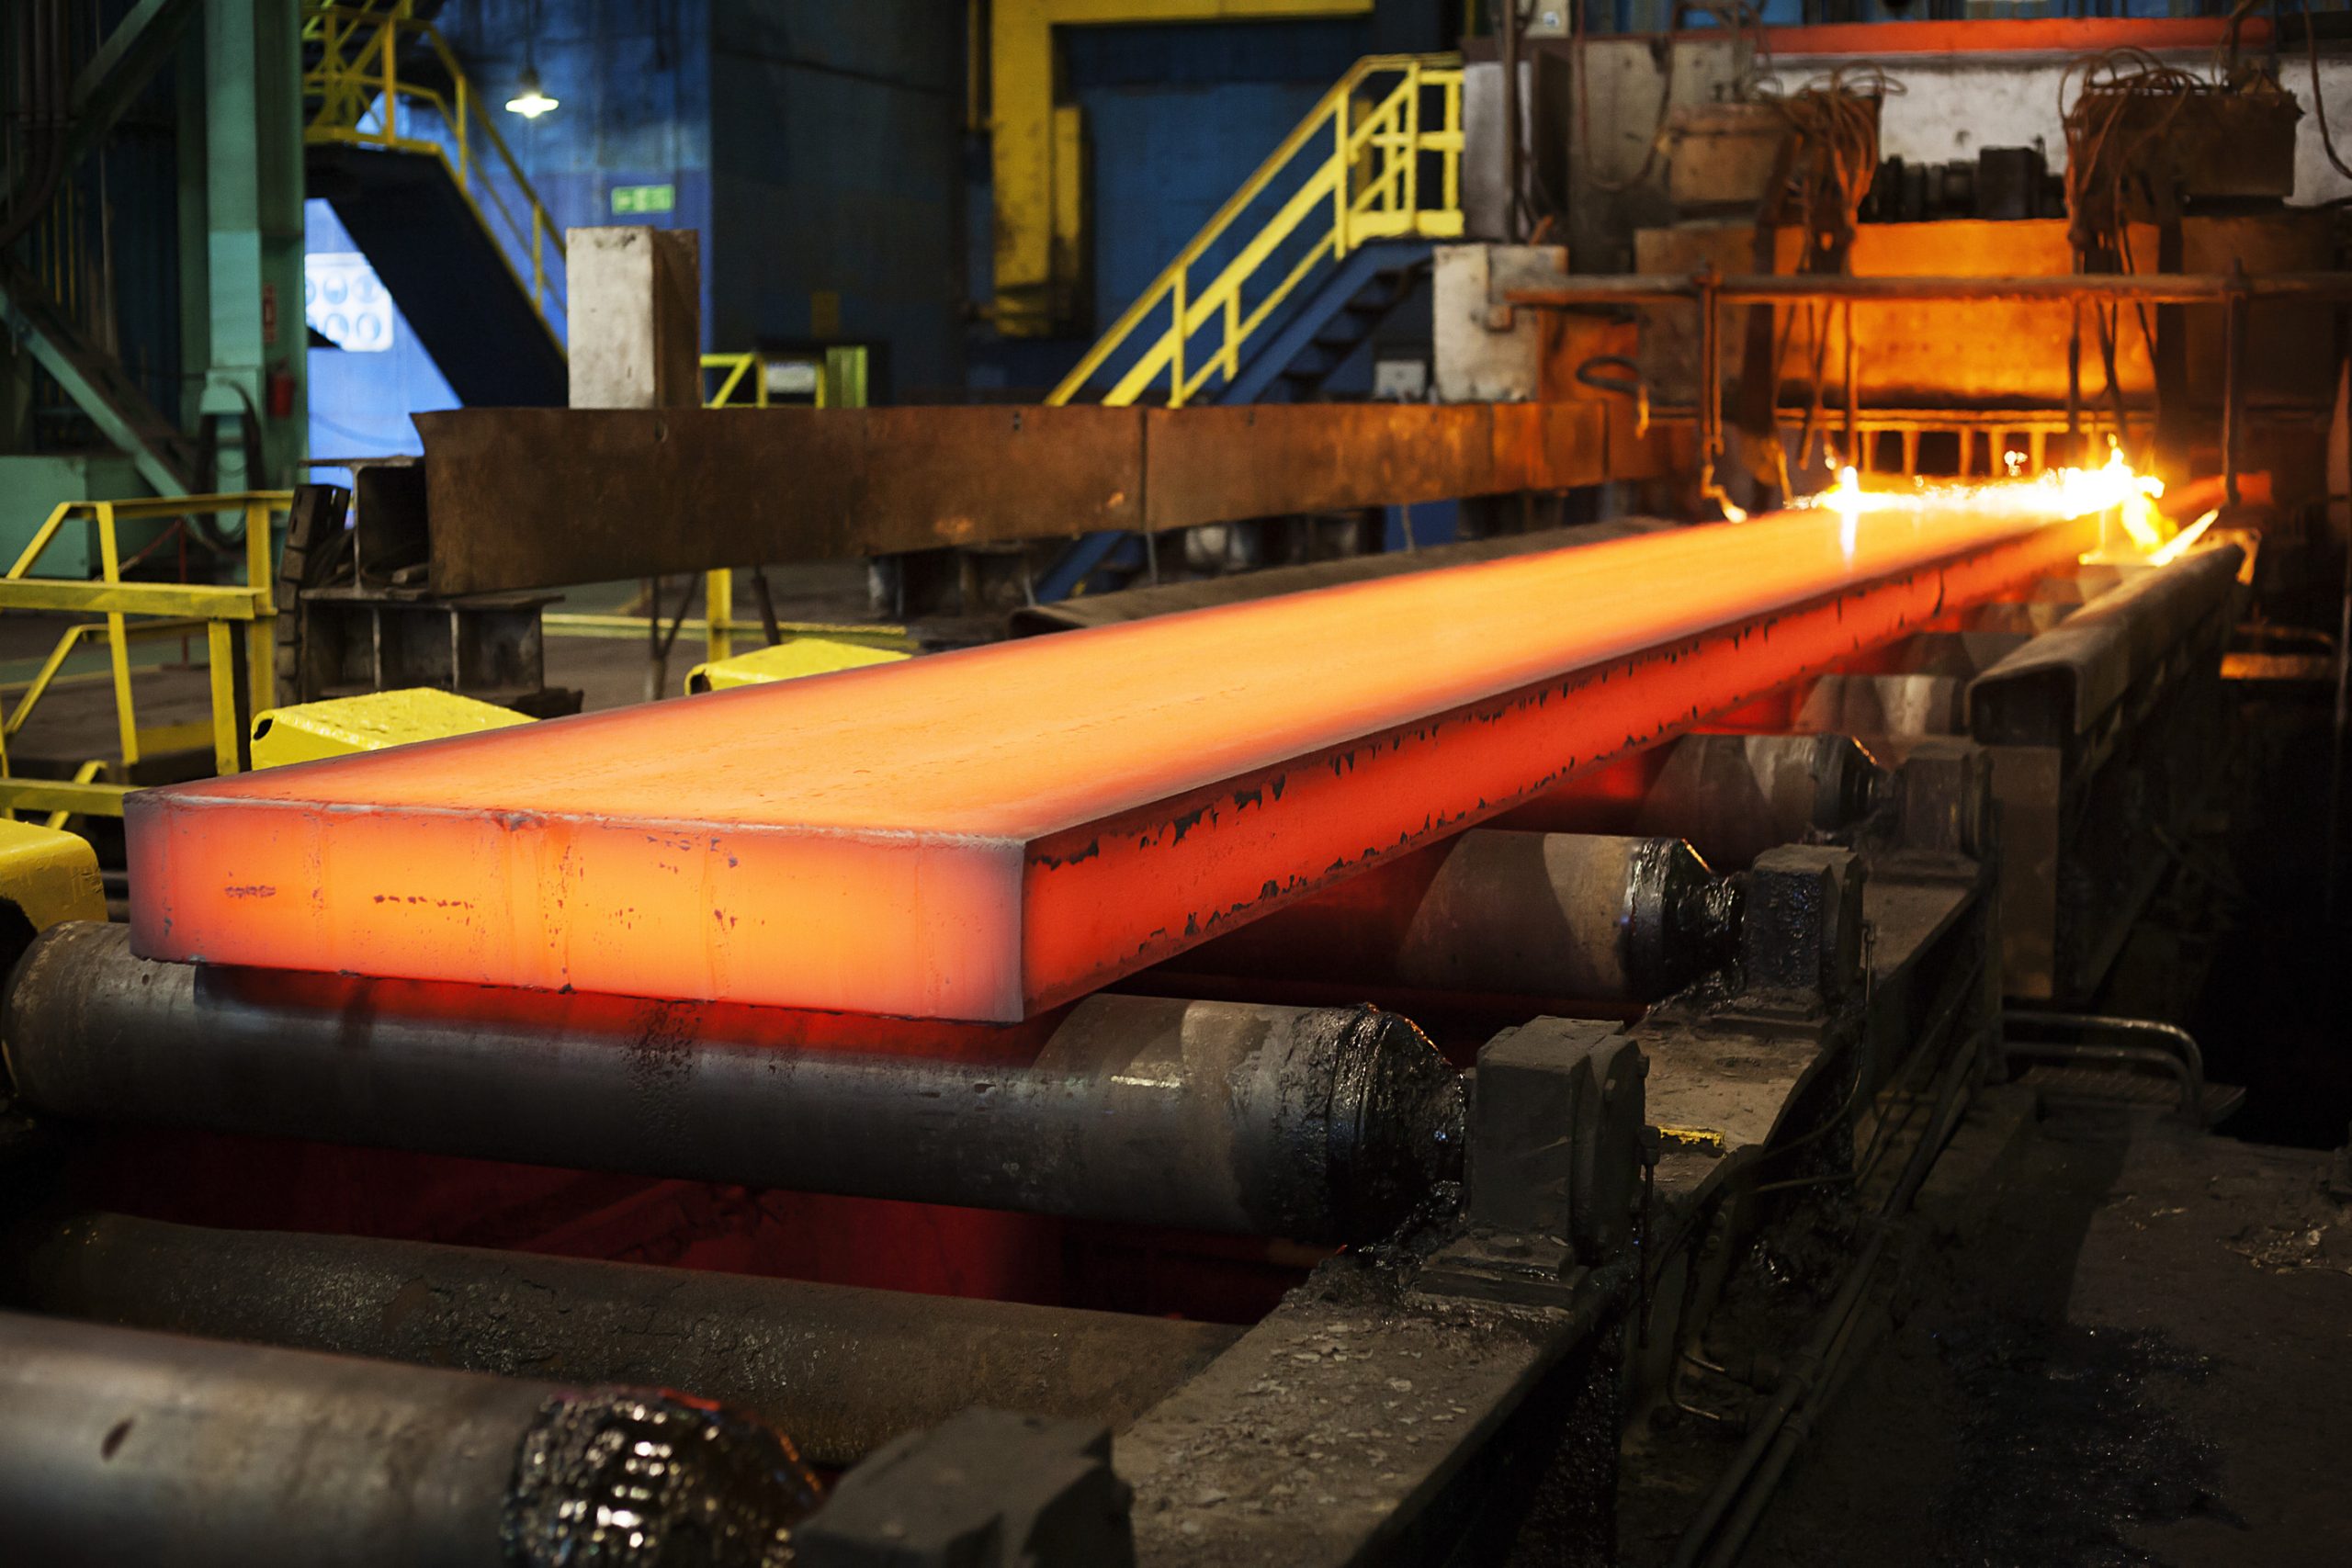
[130,504,2100,1021]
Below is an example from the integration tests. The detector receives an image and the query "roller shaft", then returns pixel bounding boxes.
[1184,831,1742,1003]
[6,1212,1240,1467]
[0,1309,818,1568]
[1503,732,1889,869]
[3,923,1462,1242]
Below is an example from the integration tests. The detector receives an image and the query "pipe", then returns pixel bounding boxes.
[5,1212,1239,1468]
[2,924,1463,1243]
[2222,260,2246,507]
[1498,0,1522,243]
[1179,831,1741,1004]
[0,1309,820,1568]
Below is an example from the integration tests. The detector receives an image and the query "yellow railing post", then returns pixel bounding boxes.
[205,622,241,776]
[707,568,734,664]
[244,494,277,733]
[378,17,397,144]
[1403,61,1421,217]
[1170,271,1187,408]
[1442,70,1461,213]
[1332,89,1351,253]
[95,504,138,767]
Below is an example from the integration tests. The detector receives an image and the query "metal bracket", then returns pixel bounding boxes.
[1419,1019,1647,1307]
[797,1408,1134,1568]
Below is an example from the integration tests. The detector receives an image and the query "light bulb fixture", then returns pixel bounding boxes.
[505,1,557,120]
[505,64,558,119]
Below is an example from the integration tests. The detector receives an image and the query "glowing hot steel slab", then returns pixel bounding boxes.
[130,497,2109,1021]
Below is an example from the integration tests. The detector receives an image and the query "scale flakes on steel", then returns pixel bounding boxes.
[128,502,2104,1021]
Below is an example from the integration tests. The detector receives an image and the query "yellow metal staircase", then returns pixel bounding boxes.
[300,2,569,405]
[1048,54,1463,409]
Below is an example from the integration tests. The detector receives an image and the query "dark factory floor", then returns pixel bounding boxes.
[1623,1089,2352,1567]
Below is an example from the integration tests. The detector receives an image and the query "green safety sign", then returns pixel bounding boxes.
[609,184,676,215]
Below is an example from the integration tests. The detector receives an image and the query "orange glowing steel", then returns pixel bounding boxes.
[129,500,2109,1021]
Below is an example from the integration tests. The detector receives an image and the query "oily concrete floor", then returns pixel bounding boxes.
[1627,1099,2352,1567]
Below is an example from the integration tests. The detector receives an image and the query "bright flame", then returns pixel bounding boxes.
[2148,508,2221,566]
[1786,439,2177,563]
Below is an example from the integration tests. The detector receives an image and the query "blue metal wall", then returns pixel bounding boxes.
[707,1,966,402]
[1071,19,1370,343]
[303,201,458,460]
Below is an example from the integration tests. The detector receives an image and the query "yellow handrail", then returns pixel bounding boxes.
[1047,53,1463,409]
[301,3,568,339]
[0,493,291,822]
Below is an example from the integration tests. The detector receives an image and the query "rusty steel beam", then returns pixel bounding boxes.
[413,402,1611,595]
[128,501,2105,1021]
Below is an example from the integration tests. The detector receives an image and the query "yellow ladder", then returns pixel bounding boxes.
[301,2,567,343]
[1048,53,1464,409]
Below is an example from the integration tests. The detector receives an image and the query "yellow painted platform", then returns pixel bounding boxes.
[0,818,106,936]
[685,637,910,694]
[251,689,536,768]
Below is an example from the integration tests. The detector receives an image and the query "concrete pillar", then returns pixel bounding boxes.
[567,227,703,410]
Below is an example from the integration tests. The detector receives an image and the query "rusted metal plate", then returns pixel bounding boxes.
[1141,403,1503,532]
[1489,400,1611,491]
[415,406,1146,594]
[854,406,1141,554]
[418,401,1622,595]
[130,499,2104,1022]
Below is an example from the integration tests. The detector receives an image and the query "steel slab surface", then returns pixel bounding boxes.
[129,504,2102,1021]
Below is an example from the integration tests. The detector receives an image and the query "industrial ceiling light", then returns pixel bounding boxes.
[505,0,557,119]
[504,65,557,119]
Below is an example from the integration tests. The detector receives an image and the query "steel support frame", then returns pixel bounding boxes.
[0,267,190,497]
[198,0,306,497]
[61,0,205,173]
